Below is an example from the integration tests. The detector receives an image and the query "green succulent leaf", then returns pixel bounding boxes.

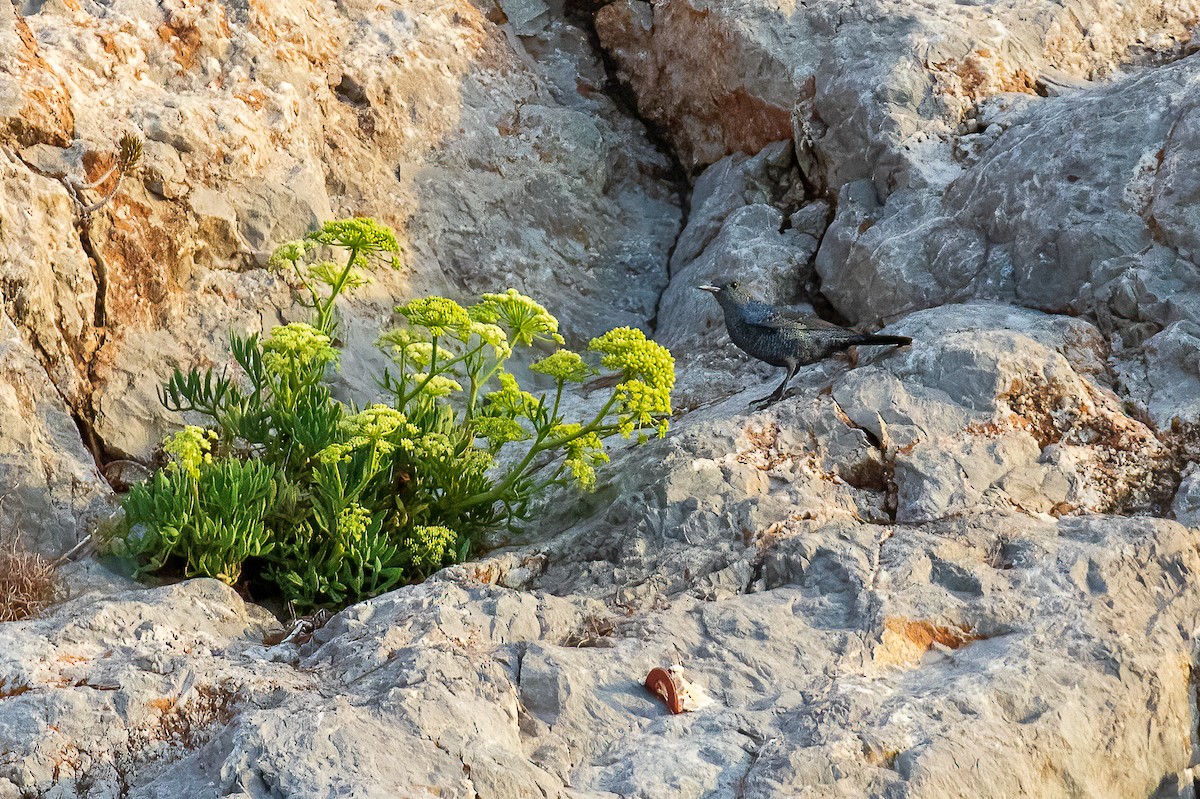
[107,217,675,611]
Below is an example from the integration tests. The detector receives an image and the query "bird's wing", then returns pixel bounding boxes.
[742,302,849,333]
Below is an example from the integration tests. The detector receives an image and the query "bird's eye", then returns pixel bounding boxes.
[729,281,739,289]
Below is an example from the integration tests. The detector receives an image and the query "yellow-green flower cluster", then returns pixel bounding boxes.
[379,327,422,357]
[530,350,593,383]
[412,431,453,459]
[459,447,495,475]
[464,321,512,359]
[307,259,370,290]
[307,217,400,257]
[405,525,457,568]
[316,405,420,463]
[163,425,217,479]
[470,289,564,346]
[472,415,530,447]
[398,297,472,338]
[550,424,609,489]
[262,323,338,374]
[341,405,418,441]
[589,327,675,438]
[588,327,675,388]
[411,373,463,397]
[337,503,373,542]
[268,239,315,270]
[485,373,539,418]
[614,379,673,439]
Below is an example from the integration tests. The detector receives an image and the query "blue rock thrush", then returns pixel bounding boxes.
[698,280,912,406]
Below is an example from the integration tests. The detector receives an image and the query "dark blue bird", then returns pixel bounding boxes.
[699,280,912,406]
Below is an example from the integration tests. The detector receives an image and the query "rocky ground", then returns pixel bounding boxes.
[3,0,1200,796]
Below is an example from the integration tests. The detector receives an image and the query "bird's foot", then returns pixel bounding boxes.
[749,391,784,410]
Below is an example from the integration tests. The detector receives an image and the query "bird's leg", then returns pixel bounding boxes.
[750,363,798,409]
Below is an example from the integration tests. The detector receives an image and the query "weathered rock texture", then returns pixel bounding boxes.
[4,0,1200,795]
[0,0,681,550]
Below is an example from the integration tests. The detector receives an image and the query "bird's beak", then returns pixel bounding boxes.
[697,285,720,294]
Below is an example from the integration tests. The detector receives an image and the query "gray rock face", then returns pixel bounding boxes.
[4,481,1200,797]
[0,0,681,546]
[817,57,1200,328]
[4,0,1200,795]
[0,317,112,553]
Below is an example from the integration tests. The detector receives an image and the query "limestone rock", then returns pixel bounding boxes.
[0,318,111,554]
[0,0,680,468]
[818,58,1200,328]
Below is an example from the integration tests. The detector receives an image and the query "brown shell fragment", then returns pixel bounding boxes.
[644,667,683,714]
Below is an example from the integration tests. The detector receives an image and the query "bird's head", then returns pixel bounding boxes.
[697,279,752,305]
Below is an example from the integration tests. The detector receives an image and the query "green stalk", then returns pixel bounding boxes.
[453,392,620,512]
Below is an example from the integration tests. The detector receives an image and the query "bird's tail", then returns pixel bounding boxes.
[853,334,912,347]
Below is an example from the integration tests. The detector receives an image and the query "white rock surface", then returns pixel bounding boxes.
[0,0,681,544]
[2,0,1200,795]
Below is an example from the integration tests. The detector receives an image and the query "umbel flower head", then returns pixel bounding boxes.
[485,373,539,418]
[307,260,371,290]
[405,525,458,568]
[550,423,609,489]
[262,323,339,374]
[470,289,564,346]
[398,297,472,338]
[163,425,217,479]
[465,321,511,359]
[471,415,530,448]
[268,239,315,270]
[589,327,675,438]
[411,373,463,398]
[306,217,401,258]
[530,349,594,383]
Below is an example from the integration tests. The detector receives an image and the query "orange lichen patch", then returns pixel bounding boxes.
[94,195,192,327]
[0,678,33,699]
[147,697,176,713]
[1,13,75,147]
[470,564,501,585]
[57,654,89,666]
[719,87,794,157]
[928,49,1038,114]
[158,17,203,71]
[875,617,984,668]
[233,89,268,111]
[963,374,1174,513]
[738,422,792,470]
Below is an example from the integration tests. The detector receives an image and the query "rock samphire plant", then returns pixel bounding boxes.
[107,218,675,608]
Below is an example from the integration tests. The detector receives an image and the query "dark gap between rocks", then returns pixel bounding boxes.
[560,0,691,334]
